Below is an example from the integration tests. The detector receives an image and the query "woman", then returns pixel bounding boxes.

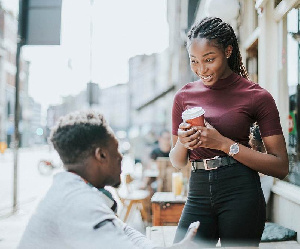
[170,17,288,248]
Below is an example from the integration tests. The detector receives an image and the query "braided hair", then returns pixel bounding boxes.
[187,17,249,80]
[249,124,266,153]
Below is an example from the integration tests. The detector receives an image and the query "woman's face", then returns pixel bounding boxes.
[188,38,232,86]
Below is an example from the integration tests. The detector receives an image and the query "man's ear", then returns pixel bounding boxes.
[95,147,107,162]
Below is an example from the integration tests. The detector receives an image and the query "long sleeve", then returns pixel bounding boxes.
[123,224,158,249]
[19,173,160,249]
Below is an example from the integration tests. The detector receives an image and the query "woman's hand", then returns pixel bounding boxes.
[177,122,201,150]
[196,121,230,151]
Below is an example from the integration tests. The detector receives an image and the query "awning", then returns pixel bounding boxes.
[136,85,176,111]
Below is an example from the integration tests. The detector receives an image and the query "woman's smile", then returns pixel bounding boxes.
[199,74,213,82]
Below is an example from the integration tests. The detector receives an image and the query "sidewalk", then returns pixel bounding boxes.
[147,226,300,249]
[0,197,40,249]
[1,196,300,249]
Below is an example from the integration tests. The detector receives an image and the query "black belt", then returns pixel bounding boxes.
[191,156,238,172]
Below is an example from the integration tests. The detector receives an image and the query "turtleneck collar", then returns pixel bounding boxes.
[202,72,240,90]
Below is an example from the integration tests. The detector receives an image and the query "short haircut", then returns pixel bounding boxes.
[49,110,112,164]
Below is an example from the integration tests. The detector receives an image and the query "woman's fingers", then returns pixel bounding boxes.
[178,126,197,138]
[177,127,199,149]
[181,129,201,150]
[204,119,214,128]
[178,122,224,151]
[194,137,202,147]
[179,122,191,130]
[184,140,197,150]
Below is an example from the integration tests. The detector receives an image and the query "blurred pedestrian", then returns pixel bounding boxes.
[170,16,288,248]
[18,110,199,249]
[150,129,171,160]
[142,129,171,192]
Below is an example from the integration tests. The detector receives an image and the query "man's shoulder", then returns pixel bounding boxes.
[42,172,114,215]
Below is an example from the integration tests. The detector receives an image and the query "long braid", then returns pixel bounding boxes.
[187,17,249,80]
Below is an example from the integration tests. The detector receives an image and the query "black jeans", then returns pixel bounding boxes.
[173,163,266,248]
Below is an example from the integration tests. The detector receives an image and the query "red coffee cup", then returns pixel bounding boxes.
[182,107,205,126]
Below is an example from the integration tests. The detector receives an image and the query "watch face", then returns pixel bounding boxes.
[231,144,239,153]
[230,143,239,156]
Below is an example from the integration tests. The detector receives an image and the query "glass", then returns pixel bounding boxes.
[172,172,183,196]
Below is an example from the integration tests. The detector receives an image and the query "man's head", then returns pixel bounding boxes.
[49,110,123,188]
[158,129,171,153]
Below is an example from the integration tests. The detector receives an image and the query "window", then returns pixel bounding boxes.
[287,8,300,186]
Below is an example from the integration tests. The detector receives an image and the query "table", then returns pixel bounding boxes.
[146,226,176,247]
[151,192,186,226]
[146,226,300,248]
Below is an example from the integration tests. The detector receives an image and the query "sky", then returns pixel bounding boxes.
[2,0,297,110]
[1,0,169,112]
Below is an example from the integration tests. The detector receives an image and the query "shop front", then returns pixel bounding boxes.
[193,0,300,241]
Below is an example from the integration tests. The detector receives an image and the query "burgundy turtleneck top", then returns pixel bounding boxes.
[172,72,283,160]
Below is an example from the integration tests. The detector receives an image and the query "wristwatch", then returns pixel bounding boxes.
[228,143,239,157]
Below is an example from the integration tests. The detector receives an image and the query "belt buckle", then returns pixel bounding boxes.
[203,157,219,170]
[192,162,197,172]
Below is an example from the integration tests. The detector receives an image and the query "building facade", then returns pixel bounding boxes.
[128,0,300,241]
[22,96,44,146]
[100,83,129,132]
[173,0,300,241]
[237,0,300,240]
[46,82,130,137]
[0,7,33,148]
[46,87,92,133]
[128,51,173,162]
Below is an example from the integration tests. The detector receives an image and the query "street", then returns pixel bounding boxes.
[0,145,61,215]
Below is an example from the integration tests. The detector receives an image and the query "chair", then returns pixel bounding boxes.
[117,174,150,223]
[156,157,191,193]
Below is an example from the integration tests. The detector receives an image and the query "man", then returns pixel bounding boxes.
[143,129,172,192]
[18,110,198,249]
[150,130,171,160]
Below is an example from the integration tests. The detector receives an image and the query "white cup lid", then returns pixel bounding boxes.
[182,107,205,121]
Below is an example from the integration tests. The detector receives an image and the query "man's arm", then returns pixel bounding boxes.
[123,224,159,249]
